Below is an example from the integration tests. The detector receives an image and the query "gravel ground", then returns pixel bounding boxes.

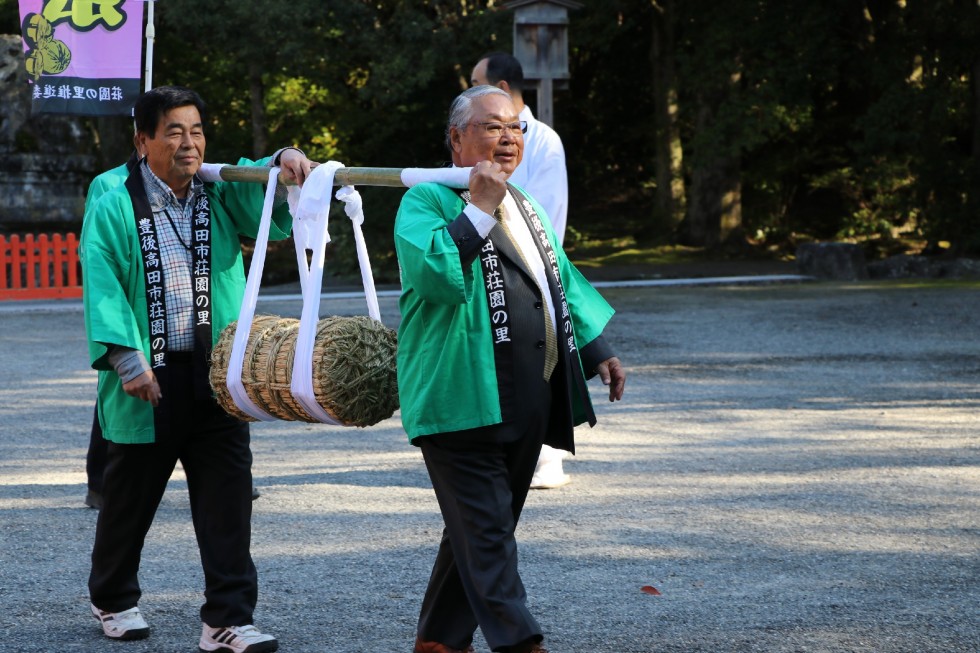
[0,279,977,653]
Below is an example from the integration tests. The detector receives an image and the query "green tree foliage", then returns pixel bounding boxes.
[658,0,980,255]
[673,1,856,245]
[0,0,16,33]
[149,1,508,277]
[562,1,656,240]
[879,0,980,254]
[3,0,979,258]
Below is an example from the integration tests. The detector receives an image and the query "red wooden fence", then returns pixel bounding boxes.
[0,234,83,300]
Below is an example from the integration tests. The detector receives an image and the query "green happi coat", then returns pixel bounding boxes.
[85,162,130,214]
[394,181,615,440]
[81,157,291,444]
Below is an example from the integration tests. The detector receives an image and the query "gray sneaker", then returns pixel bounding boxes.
[199,623,278,653]
[90,604,150,640]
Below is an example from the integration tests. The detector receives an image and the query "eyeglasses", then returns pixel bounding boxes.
[469,121,528,138]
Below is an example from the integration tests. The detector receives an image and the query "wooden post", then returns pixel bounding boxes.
[504,1,581,128]
[12,235,23,290]
[0,236,8,291]
[39,234,51,289]
[66,233,80,287]
[537,77,554,126]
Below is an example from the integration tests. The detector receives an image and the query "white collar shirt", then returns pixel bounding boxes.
[506,105,569,244]
[463,190,558,334]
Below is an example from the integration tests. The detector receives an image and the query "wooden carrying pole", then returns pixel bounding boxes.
[219,165,408,187]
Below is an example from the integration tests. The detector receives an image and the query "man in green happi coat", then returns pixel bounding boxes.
[395,85,627,653]
[81,85,314,653]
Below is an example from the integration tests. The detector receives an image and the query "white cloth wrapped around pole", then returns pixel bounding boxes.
[399,167,470,188]
[197,162,225,183]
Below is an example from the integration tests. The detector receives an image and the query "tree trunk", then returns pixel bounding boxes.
[248,61,267,158]
[973,57,980,163]
[650,0,685,238]
[686,100,741,248]
[967,55,980,252]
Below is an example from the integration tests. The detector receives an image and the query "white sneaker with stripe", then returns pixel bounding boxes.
[90,603,150,640]
[199,623,279,653]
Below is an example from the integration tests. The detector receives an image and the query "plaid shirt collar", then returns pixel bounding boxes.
[140,159,204,210]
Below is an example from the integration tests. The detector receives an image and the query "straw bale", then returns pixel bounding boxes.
[211,314,398,427]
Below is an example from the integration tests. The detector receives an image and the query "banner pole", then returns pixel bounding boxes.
[144,0,155,92]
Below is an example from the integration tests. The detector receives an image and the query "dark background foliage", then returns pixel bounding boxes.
[3,0,979,278]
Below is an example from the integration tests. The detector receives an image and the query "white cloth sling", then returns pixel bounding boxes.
[226,163,381,424]
[289,162,350,424]
[225,166,281,421]
[225,163,473,423]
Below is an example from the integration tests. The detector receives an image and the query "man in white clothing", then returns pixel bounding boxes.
[471,52,569,243]
[471,52,572,489]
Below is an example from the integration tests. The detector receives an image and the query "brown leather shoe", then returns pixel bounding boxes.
[413,635,475,653]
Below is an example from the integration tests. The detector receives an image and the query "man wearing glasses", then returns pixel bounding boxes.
[471,52,574,491]
[394,85,626,653]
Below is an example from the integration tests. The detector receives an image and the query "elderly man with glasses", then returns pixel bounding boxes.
[394,85,626,653]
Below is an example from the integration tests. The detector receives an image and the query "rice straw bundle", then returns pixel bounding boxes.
[210,314,398,427]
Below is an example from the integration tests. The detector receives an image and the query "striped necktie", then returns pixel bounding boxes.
[494,203,558,381]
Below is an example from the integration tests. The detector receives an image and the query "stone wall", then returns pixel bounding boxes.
[796,242,980,280]
[0,34,96,232]
[795,242,868,280]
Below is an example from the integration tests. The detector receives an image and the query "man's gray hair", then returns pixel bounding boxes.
[446,85,511,150]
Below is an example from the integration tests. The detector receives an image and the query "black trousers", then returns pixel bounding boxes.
[416,376,552,652]
[86,404,107,493]
[88,358,257,627]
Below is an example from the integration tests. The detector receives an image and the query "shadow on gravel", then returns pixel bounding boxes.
[0,281,977,652]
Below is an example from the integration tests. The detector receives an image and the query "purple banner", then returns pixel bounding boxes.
[19,0,146,116]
